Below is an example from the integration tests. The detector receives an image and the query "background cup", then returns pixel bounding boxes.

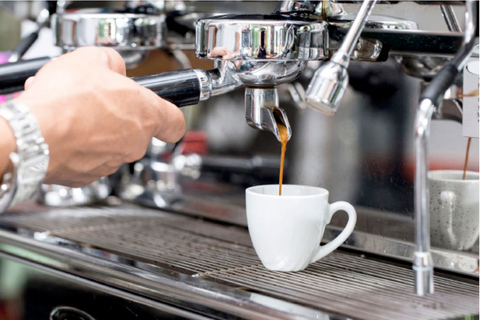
[246,184,356,271]
[428,170,479,251]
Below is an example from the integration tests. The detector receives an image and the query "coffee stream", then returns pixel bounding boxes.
[460,88,478,180]
[278,123,288,196]
[463,137,472,180]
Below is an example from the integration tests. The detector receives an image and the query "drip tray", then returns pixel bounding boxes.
[0,204,478,320]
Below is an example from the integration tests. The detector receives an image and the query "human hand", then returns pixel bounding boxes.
[14,47,186,187]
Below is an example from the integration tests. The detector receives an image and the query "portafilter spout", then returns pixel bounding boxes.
[245,88,292,142]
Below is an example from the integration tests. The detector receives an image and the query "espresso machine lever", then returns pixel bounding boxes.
[413,0,478,296]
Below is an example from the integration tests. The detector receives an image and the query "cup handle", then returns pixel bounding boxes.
[311,201,357,262]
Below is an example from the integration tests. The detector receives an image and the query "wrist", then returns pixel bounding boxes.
[0,100,49,212]
[0,116,16,176]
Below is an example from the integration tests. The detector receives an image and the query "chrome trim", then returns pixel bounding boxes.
[193,69,211,101]
[323,225,479,277]
[305,0,377,115]
[50,307,96,320]
[328,14,417,31]
[440,5,461,32]
[52,10,166,51]
[0,229,342,320]
[245,87,292,142]
[195,15,329,61]
[0,252,212,320]
[206,61,244,96]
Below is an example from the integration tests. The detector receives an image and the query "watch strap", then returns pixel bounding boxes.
[0,101,49,212]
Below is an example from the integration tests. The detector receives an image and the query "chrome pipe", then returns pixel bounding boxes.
[413,0,478,296]
[440,5,460,32]
[413,99,435,296]
[305,0,377,115]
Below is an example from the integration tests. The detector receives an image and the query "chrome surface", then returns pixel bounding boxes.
[328,14,417,31]
[245,88,292,142]
[305,52,349,115]
[305,0,377,115]
[193,69,210,101]
[195,15,329,61]
[414,98,436,296]
[413,0,478,296]
[0,206,344,320]
[274,0,346,17]
[205,61,244,97]
[0,204,477,320]
[0,253,213,320]
[39,177,111,207]
[234,60,307,87]
[50,307,96,320]
[52,9,166,51]
[117,159,181,209]
[395,56,450,79]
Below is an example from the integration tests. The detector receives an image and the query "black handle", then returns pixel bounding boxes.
[132,69,201,107]
[0,56,52,95]
[0,59,203,107]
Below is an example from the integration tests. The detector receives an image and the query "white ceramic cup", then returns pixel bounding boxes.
[246,184,357,271]
[428,170,479,250]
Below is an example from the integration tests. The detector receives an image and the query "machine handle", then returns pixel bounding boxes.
[132,69,202,107]
[0,56,52,95]
[0,58,203,107]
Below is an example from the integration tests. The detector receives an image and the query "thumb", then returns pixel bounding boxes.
[24,76,35,91]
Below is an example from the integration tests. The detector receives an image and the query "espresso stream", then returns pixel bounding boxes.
[278,124,288,195]
[463,137,472,180]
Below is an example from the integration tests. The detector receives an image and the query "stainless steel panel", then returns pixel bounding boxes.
[0,204,477,320]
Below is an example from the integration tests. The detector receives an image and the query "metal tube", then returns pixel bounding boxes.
[333,0,378,66]
[449,0,478,72]
[413,0,478,296]
[440,5,461,32]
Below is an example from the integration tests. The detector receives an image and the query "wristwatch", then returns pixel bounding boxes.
[0,101,49,213]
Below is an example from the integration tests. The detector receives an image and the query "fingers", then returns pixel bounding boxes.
[153,98,187,143]
[102,48,127,76]
[65,47,127,76]
[138,87,186,143]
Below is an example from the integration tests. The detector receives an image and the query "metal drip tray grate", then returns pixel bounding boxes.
[0,204,478,320]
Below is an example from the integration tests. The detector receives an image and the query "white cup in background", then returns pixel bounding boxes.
[428,170,479,250]
[246,184,357,272]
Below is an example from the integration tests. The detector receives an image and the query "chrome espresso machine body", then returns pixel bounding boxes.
[0,1,478,319]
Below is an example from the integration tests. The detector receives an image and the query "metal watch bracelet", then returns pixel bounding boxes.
[0,100,49,213]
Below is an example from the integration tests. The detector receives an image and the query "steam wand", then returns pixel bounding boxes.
[304,0,377,115]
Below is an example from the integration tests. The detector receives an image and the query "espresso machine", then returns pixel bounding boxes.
[0,1,478,319]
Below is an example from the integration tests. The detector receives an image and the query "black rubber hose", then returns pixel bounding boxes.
[419,64,459,106]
